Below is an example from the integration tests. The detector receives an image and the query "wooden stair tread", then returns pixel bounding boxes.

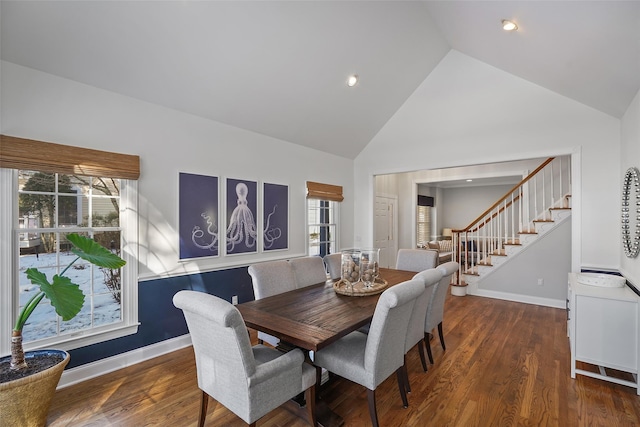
[550,207,571,210]
[533,219,554,223]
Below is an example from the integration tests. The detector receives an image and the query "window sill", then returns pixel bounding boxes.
[24,323,140,353]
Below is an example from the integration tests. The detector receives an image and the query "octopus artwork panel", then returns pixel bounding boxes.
[263,183,288,251]
[225,178,258,255]
[179,172,219,259]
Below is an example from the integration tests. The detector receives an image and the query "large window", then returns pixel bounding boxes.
[308,199,338,257]
[0,136,139,354]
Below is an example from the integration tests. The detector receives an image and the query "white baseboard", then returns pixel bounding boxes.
[58,334,192,389]
[468,288,565,309]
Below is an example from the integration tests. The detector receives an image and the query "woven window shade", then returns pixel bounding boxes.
[0,135,140,180]
[306,181,344,202]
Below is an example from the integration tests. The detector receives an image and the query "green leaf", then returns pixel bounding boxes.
[26,267,85,321]
[67,233,126,269]
[25,268,51,289]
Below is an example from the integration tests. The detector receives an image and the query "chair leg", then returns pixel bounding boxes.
[438,322,446,351]
[315,366,323,393]
[395,367,409,408]
[424,332,434,364]
[402,354,411,394]
[417,339,428,372]
[198,390,209,427]
[367,389,380,427]
[305,385,318,426]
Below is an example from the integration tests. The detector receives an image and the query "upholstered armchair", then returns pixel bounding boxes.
[313,279,425,427]
[396,248,438,272]
[247,260,297,346]
[322,253,342,280]
[402,268,443,392]
[289,256,328,288]
[424,261,460,364]
[173,290,317,427]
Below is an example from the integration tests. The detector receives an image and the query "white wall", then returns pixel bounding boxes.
[374,173,398,196]
[441,185,514,230]
[621,89,640,286]
[1,61,355,279]
[355,50,621,271]
[475,218,571,306]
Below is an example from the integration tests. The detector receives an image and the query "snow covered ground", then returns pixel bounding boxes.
[18,251,121,342]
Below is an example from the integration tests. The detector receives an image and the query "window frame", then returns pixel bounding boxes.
[0,168,139,356]
[307,198,340,257]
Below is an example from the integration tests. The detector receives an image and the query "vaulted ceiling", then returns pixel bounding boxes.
[2,1,639,159]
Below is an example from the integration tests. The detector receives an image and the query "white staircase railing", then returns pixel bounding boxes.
[451,156,571,285]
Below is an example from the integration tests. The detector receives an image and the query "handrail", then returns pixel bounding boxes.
[454,157,555,233]
[466,194,521,233]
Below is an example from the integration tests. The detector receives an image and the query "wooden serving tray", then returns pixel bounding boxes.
[333,277,388,296]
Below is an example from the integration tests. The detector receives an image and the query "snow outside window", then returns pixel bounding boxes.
[0,168,138,355]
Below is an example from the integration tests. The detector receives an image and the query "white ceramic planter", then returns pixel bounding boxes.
[451,284,468,297]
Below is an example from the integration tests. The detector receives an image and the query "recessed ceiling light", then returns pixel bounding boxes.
[347,74,359,87]
[466,179,473,182]
[501,19,518,31]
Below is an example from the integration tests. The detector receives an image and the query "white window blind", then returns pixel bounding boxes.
[416,205,431,247]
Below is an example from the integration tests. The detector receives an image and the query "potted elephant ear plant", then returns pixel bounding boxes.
[0,233,126,427]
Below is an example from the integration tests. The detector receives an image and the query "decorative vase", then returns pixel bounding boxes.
[0,349,70,427]
[341,249,361,289]
[360,249,379,288]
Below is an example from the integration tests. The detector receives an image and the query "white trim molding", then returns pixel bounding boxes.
[469,288,565,309]
[58,334,193,388]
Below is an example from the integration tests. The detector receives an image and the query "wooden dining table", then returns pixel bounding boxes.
[237,267,417,426]
[237,267,417,353]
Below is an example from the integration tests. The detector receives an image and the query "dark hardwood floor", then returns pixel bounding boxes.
[48,293,640,426]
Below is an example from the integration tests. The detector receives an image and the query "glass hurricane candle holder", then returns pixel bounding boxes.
[341,249,361,291]
[360,249,379,289]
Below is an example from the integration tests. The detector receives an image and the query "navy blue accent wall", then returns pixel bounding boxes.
[66,266,255,369]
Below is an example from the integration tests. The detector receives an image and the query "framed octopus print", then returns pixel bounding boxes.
[178,172,219,259]
[225,178,258,255]
[263,182,288,251]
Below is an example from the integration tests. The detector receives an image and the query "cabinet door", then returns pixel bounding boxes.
[575,295,638,372]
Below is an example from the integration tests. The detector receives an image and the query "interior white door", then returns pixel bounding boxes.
[375,196,397,268]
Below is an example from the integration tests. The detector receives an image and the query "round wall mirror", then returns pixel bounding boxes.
[622,167,640,258]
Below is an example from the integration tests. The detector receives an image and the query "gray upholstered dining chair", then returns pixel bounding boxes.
[247,260,297,347]
[173,290,317,427]
[402,268,443,393]
[313,279,425,427]
[396,248,438,272]
[289,256,328,288]
[322,253,342,280]
[424,261,460,364]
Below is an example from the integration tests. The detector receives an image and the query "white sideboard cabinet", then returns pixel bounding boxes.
[568,273,640,394]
